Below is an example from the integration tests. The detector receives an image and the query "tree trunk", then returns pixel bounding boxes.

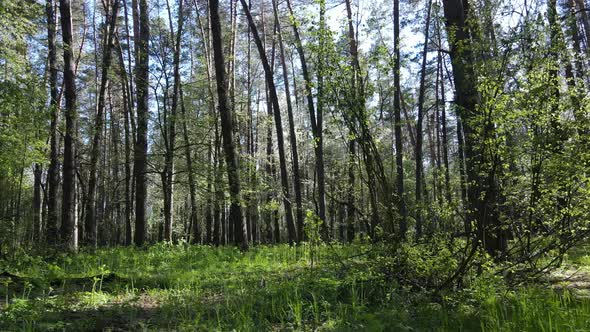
[245,2,258,244]
[272,0,304,242]
[109,85,122,245]
[347,139,356,241]
[393,0,407,239]
[343,0,392,236]
[84,0,119,247]
[206,141,213,244]
[162,0,184,242]
[194,0,216,245]
[209,0,248,250]
[565,0,585,82]
[115,37,134,245]
[213,131,222,246]
[415,0,432,239]
[285,0,326,237]
[574,0,590,56]
[240,0,296,245]
[46,0,60,245]
[437,25,452,203]
[180,87,199,244]
[59,0,78,250]
[134,0,149,246]
[33,164,42,242]
[343,0,362,239]
[442,0,504,255]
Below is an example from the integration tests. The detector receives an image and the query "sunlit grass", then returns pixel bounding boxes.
[1,244,589,331]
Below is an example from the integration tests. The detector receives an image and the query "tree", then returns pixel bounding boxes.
[240,0,297,244]
[46,0,60,245]
[210,0,248,250]
[414,0,432,239]
[162,0,184,242]
[285,0,327,240]
[134,0,150,246]
[393,0,407,239]
[84,0,120,247]
[442,0,505,255]
[272,0,304,243]
[59,0,79,250]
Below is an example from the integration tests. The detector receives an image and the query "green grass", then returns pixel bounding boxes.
[0,243,589,331]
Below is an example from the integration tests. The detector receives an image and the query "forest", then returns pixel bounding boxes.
[0,0,590,330]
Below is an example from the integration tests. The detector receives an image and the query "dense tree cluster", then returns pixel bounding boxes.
[1,0,589,278]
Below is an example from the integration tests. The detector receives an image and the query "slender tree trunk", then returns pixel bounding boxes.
[346,139,356,241]
[574,0,590,55]
[547,0,561,138]
[213,131,221,246]
[415,0,432,239]
[46,0,60,245]
[120,1,137,240]
[265,0,280,244]
[393,0,407,239]
[245,1,258,244]
[285,0,326,236]
[344,0,392,236]
[437,20,452,203]
[265,83,276,243]
[123,0,137,146]
[115,38,134,245]
[241,0,296,244]
[272,0,304,242]
[457,117,468,223]
[84,0,119,247]
[134,0,150,246]
[33,164,42,242]
[221,196,227,245]
[109,86,122,245]
[162,0,184,242]
[343,0,361,239]
[206,142,213,244]
[194,0,216,245]
[229,2,239,244]
[180,87,199,244]
[59,0,78,250]
[210,0,248,250]
[565,0,585,82]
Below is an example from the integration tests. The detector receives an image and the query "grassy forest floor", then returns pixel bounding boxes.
[1,243,590,331]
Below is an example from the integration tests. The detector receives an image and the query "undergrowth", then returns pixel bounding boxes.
[0,243,589,331]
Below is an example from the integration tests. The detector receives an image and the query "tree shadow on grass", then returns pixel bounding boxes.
[39,296,174,331]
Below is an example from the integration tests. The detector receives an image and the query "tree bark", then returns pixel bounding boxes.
[415,0,432,239]
[285,0,326,237]
[33,164,42,242]
[442,0,504,255]
[343,0,392,237]
[393,0,407,239]
[114,35,134,245]
[84,0,119,247]
[209,0,248,250]
[59,0,78,250]
[241,0,297,245]
[46,0,60,245]
[162,0,184,242]
[574,0,590,56]
[134,0,150,246]
[437,18,452,203]
[273,0,304,242]
[180,87,199,244]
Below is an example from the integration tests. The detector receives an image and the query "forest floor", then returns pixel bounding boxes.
[1,243,590,331]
